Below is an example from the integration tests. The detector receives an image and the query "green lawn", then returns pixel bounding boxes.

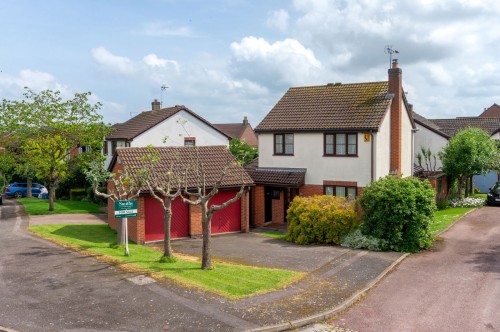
[430,207,476,235]
[18,198,102,215]
[29,224,303,299]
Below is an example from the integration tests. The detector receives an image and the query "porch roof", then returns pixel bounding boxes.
[248,167,306,188]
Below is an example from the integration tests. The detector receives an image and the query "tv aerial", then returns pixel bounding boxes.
[384,45,399,68]
[161,85,169,108]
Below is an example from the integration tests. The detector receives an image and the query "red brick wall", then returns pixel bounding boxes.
[189,196,203,237]
[240,190,249,232]
[240,126,258,147]
[299,185,323,196]
[253,185,265,226]
[389,60,402,175]
[271,191,284,223]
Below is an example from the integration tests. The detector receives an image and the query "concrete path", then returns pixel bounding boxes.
[327,206,500,332]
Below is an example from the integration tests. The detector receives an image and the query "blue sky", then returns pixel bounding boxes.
[1,0,499,126]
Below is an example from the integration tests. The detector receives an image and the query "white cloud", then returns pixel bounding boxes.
[91,47,138,75]
[142,22,192,37]
[0,69,70,98]
[230,36,322,87]
[267,9,289,32]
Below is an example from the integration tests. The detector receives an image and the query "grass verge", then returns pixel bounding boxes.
[257,231,287,240]
[18,198,102,215]
[430,207,476,235]
[29,224,304,299]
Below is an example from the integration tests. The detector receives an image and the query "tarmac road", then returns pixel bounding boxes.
[0,199,257,332]
[331,206,500,332]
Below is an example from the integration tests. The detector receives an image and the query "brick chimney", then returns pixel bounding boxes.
[152,99,160,111]
[243,116,249,126]
[388,59,402,175]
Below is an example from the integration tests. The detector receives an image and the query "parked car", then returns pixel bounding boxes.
[4,182,46,198]
[486,182,500,206]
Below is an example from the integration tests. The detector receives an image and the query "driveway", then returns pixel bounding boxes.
[330,206,500,332]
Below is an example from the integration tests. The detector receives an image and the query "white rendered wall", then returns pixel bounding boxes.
[259,132,373,187]
[104,140,127,170]
[401,104,414,178]
[132,110,229,147]
[375,109,391,180]
[491,132,500,140]
[414,125,448,171]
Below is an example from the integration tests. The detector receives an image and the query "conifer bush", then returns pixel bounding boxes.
[286,195,359,245]
[359,176,436,252]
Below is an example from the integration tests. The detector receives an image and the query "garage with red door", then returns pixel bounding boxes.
[144,196,189,242]
[209,190,242,234]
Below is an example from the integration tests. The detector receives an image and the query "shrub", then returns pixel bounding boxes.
[87,186,108,205]
[286,195,359,245]
[341,229,389,251]
[70,188,87,201]
[436,198,450,210]
[359,176,436,252]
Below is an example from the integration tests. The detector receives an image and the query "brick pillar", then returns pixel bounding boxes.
[389,59,402,175]
[253,185,265,226]
[240,190,249,232]
[189,196,203,237]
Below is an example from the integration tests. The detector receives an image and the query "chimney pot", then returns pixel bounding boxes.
[392,59,399,68]
[243,116,249,126]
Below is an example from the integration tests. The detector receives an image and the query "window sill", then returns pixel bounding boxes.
[322,154,358,157]
[273,154,294,156]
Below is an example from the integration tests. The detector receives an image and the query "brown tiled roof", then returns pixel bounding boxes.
[412,112,450,139]
[106,105,230,141]
[244,159,305,187]
[429,117,500,137]
[113,146,253,190]
[213,123,248,139]
[255,82,392,132]
[479,103,500,118]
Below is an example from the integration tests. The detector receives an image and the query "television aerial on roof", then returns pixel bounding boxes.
[384,45,399,68]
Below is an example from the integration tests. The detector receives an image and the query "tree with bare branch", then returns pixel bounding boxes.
[182,149,247,270]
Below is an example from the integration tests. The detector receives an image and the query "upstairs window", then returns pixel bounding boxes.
[184,137,196,147]
[274,133,294,155]
[111,140,118,156]
[324,133,357,156]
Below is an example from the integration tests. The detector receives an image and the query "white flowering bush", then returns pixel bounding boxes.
[449,197,485,208]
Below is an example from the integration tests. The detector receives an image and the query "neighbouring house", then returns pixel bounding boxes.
[213,116,258,147]
[249,59,416,225]
[103,100,231,169]
[413,107,500,193]
[107,145,254,244]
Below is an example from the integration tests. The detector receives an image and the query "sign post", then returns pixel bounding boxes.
[114,200,138,256]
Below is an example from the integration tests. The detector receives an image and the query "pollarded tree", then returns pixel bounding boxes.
[182,147,251,270]
[439,128,499,198]
[1,88,110,211]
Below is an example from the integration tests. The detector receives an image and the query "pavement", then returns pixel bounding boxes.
[2,198,407,331]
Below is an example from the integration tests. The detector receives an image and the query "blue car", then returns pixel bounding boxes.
[5,182,46,198]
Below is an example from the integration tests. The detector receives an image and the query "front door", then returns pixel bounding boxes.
[264,187,273,223]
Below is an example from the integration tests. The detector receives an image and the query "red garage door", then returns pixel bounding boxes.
[209,190,241,234]
[144,196,189,242]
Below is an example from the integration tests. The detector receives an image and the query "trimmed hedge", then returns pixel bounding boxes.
[69,188,87,201]
[359,176,436,252]
[286,195,359,245]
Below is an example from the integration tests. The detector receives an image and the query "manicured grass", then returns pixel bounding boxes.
[29,224,304,299]
[430,207,476,235]
[257,231,287,240]
[18,198,102,215]
[470,193,487,199]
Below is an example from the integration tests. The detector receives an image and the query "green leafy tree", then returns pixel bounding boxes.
[439,128,499,198]
[1,88,110,211]
[229,138,258,164]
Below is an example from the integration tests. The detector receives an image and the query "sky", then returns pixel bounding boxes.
[1,0,499,127]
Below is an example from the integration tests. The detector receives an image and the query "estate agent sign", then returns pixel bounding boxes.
[114,200,138,218]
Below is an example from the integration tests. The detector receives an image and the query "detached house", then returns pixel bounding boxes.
[250,60,416,225]
[214,116,258,147]
[103,100,231,168]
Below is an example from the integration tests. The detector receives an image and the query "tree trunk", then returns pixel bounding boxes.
[27,178,32,198]
[117,219,127,245]
[201,202,213,270]
[163,199,173,257]
[49,185,56,211]
[457,176,464,199]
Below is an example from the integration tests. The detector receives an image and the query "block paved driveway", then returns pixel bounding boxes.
[0,199,257,332]
[330,206,500,332]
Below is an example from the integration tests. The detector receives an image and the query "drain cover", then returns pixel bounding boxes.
[127,275,156,285]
